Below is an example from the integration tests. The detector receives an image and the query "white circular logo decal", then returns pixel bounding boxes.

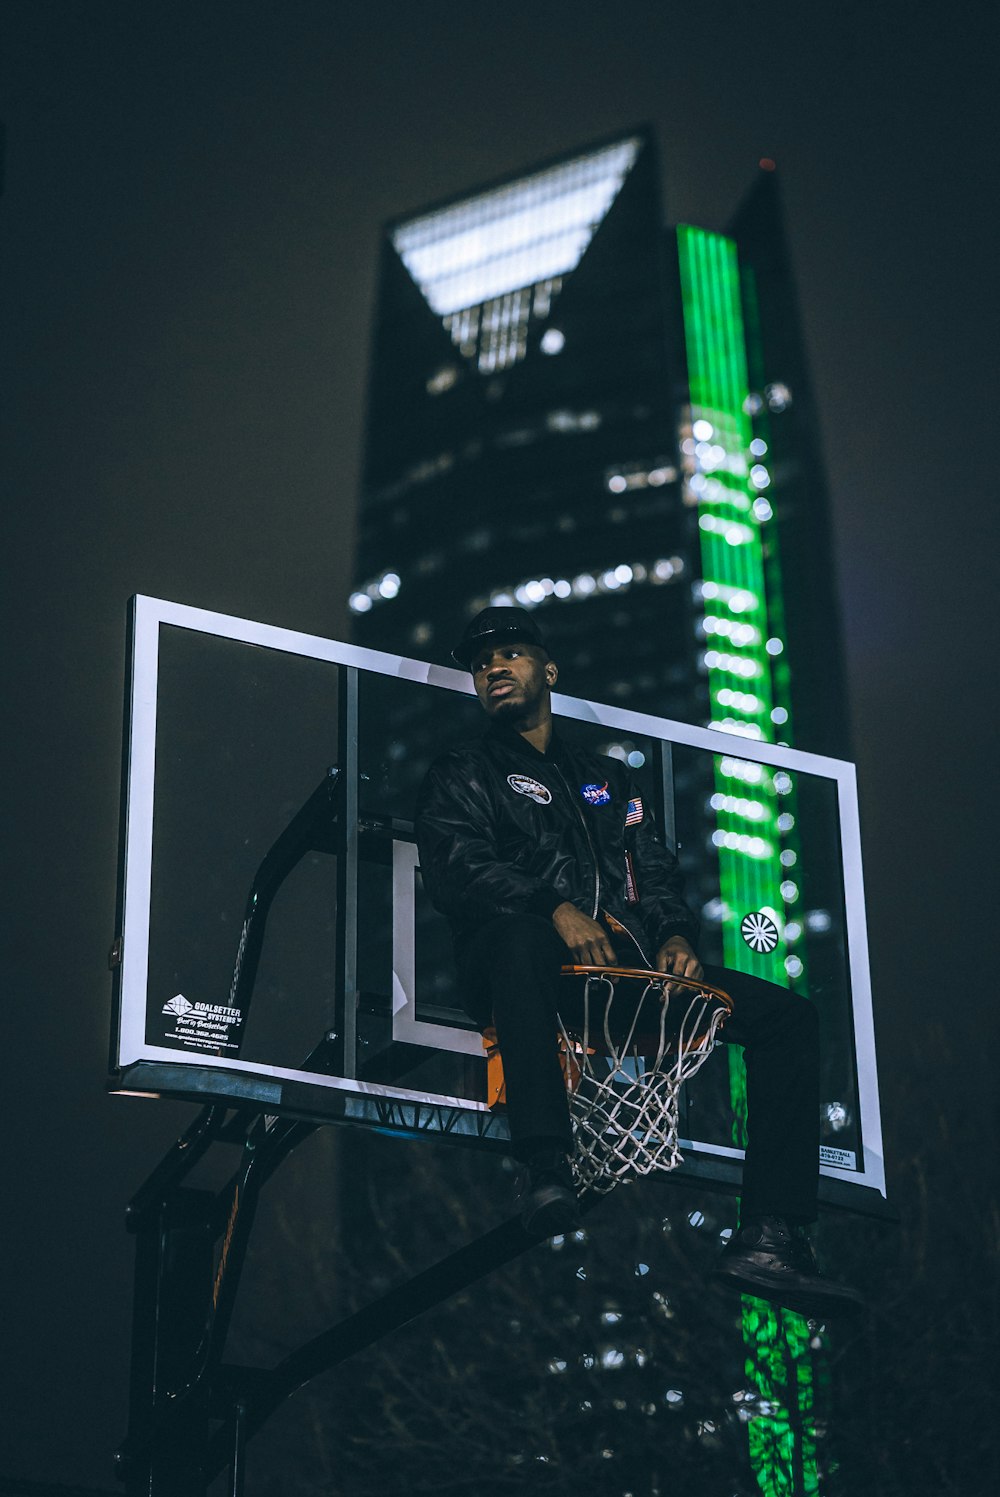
[507,773,552,805]
[740,911,780,953]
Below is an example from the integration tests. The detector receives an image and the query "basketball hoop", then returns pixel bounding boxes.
[556,965,733,1195]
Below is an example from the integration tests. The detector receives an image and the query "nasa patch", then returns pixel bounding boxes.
[580,781,612,806]
[507,773,552,805]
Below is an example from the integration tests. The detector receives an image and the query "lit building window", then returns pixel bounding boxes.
[488,557,683,612]
[546,409,602,433]
[605,465,677,493]
[349,570,402,613]
[391,137,641,372]
[426,366,458,395]
[392,138,640,316]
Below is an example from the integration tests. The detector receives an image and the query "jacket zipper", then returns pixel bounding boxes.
[552,763,655,964]
[610,907,654,970]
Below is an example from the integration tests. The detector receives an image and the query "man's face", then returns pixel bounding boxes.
[470,638,557,720]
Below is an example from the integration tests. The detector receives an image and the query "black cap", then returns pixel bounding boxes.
[451,606,548,669]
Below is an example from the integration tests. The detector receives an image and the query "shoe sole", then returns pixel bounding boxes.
[713,1263,866,1316]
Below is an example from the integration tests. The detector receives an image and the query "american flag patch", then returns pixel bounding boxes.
[625,797,643,826]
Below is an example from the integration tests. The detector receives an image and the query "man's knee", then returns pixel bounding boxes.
[477,912,565,962]
[456,913,565,1027]
[707,964,818,1046]
[790,993,819,1051]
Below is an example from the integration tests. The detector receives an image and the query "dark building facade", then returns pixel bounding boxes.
[351,131,847,761]
[352,130,700,728]
[351,130,851,1001]
[726,169,851,760]
[346,132,858,1496]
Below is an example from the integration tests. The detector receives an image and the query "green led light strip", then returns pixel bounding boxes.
[744,1301,820,1497]
[676,223,808,997]
[678,223,819,1497]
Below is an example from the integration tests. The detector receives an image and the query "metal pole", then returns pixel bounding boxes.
[206,1194,601,1478]
[656,739,678,855]
[228,1399,249,1497]
[335,665,360,1077]
[652,738,691,1139]
[119,1188,216,1496]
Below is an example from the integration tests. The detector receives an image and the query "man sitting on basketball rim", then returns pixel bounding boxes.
[415,607,861,1315]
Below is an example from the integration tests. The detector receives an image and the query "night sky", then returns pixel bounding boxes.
[2,2,998,1488]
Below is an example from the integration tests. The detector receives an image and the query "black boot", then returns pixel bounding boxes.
[516,1146,580,1238]
[714,1214,865,1316]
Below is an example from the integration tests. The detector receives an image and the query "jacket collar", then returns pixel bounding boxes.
[485,720,563,763]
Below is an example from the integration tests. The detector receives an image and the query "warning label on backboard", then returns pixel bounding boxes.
[158,994,243,1054]
[819,1145,857,1170]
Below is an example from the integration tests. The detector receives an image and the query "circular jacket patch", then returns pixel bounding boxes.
[741,911,780,953]
[580,781,612,806]
[507,773,552,805]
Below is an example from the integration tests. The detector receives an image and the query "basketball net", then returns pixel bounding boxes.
[557,967,731,1195]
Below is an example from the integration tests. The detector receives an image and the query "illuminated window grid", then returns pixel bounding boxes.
[391,138,640,371]
[679,223,821,1497]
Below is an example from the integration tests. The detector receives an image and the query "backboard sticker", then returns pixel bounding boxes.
[740,911,779,953]
[507,773,552,804]
[158,993,244,1054]
[819,1145,858,1171]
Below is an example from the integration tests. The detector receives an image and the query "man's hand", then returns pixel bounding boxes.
[552,903,617,966]
[655,935,704,987]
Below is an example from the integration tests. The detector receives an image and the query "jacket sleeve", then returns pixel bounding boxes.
[627,779,700,951]
[414,754,565,923]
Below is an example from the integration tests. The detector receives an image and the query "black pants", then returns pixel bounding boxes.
[456,913,820,1223]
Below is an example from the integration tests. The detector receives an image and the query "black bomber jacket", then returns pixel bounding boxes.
[414,723,699,963]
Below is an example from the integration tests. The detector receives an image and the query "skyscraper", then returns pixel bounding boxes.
[352,128,700,728]
[351,129,850,988]
[348,131,856,1494]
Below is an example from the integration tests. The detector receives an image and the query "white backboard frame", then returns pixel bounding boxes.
[112,594,885,1200]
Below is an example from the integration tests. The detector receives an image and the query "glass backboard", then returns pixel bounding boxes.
[110,596,886,1209]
